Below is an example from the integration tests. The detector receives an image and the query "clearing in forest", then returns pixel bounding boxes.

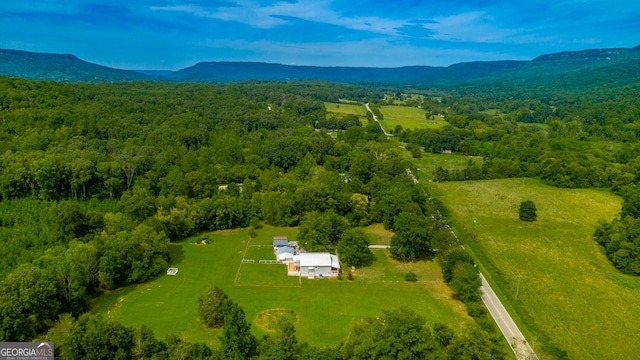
[324,102,368,125]
[431,178,640,360]
[379,105,448,131]
[412,152,483,181]
[93,224,471,349]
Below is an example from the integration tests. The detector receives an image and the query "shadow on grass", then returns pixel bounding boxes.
[89,284,138,313]
[168,241,185,266]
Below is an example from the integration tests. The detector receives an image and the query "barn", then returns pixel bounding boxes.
[292,252,341,278]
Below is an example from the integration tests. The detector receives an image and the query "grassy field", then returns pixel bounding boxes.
[324,102,367,116]
[93,224,471,348]
[429,178,640,359]
[412,152,483,182]
[379,105,448,131]
[324,102,368,125]
[479,109,504,120]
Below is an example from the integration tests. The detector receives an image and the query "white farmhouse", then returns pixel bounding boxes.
[291,252,340,278]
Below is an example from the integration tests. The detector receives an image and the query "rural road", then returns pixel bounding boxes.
[402,167,537,359]
[480,273,538,359]
[364,102,392,136]
[373,102,538,359]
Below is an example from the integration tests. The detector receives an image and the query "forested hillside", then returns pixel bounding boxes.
[0,77,477,348]
[3,46,638,88]
[0,49,151,82]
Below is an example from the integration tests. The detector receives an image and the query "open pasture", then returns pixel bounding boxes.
[94,224,471,348]
[412,152,483,182]
[324,102,367,116]
[379,105,448,131]
[430,178,640,360]
[324,102,368,125]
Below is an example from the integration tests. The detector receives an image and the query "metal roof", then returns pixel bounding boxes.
[277,246,295,255]
[299,252,340,268]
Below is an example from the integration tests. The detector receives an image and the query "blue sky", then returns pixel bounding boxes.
[1,0,639,70]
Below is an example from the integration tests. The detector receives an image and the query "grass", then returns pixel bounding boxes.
[324,102,367,116]
[412,152,483,181]
[379,105,448,131]
[362,223,393,245]
[324,102,368,125]
[429,178,640,360]
[479,109,504,119]
[93,224,472,349]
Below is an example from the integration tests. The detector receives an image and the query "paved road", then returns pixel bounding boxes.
[375,104,538,359]
[364,103,392,136]
[480,273,538,360]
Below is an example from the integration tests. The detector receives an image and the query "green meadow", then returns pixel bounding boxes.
[379,105,448,131]
[324,102,367,116]
[430,178,640,360]
[412,152,483,181]
[94,224,471,349]
[324,102,368,125]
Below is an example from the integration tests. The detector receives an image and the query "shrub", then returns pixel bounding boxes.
[404,272,418,282]
[519,200,537,222]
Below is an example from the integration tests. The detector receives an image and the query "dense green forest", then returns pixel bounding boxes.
[1,77,500,358]
[2,69,639,358]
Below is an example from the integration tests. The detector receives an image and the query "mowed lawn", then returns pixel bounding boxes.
[379,105,448,131]
[93,224,471,349]
[431,178,640,360]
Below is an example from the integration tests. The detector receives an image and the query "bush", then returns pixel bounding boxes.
[347,272,354,280]
[465,301,487,318]
[404,272,418,282]
[519,200,537,222]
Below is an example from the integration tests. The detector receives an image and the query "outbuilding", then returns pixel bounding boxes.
[277,246,295,261]
[273,236,289,251]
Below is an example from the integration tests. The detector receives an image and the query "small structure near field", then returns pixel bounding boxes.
[277,246,295,261]
[166,267,178,275]
[273,236,289,251]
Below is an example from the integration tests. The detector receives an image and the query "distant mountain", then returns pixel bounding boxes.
[0,49,150,82]
[1,46,639,91]
[134,70,175,77]
[167,60,527,84]
[454,46,640,94]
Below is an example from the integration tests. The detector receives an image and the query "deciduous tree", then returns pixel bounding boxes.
[198,286,230,328]
[337,228,372,267]
[518,200,537,222]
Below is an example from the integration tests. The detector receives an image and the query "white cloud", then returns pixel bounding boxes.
[151,0,405,35]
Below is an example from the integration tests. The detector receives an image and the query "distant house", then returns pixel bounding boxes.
[273,236,289,251]
[291,253,340,278]
[277,246,295,261]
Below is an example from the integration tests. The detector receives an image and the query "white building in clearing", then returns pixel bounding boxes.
[290,252,340,278]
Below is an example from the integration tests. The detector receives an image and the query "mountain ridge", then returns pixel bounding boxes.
[1,46,639,89]
[0,49,151,82]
